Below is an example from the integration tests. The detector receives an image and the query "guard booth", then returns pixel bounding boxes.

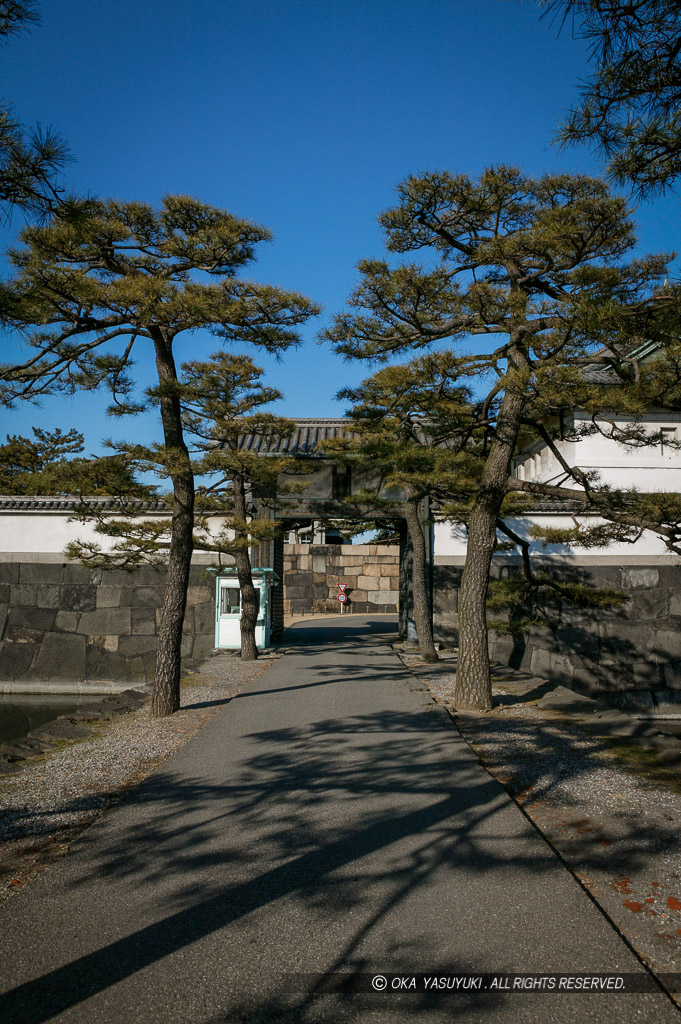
[214,568,279,649]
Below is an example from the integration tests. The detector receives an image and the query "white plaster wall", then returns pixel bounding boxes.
[514,412,681,491]
[434,515,676,561]
[0,513,233,556]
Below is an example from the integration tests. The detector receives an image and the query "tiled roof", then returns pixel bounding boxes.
[237,419,357,455]
[0,496,169,511]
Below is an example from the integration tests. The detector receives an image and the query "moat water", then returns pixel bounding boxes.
[0,695,103,743]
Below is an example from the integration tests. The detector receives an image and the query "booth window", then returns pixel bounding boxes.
[220,587,241,615]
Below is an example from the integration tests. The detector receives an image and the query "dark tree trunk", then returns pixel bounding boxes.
[455,345,527,710]
[403,492,439,663]
[151,330,195,718]
[233,473,259,661]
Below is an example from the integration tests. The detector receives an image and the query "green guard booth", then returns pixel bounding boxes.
[213,567,279,649]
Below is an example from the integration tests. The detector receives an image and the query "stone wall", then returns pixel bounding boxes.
[433,560,681,706]
[283,543,400,616]
[0,560,216,690]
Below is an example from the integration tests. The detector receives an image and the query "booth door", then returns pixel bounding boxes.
[216,580,262,648]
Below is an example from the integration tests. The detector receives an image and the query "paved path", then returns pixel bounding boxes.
[0,616,677,1023]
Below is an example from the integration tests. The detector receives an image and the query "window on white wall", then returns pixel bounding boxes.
[661,427,677,454]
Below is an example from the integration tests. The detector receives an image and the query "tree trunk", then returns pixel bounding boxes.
[403,493,439,663]
[151,330,195,718]
[455,352,527,711]
[233,473,259,661]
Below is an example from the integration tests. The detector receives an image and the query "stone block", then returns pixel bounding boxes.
[61,584,97,612]
[650,629,681,661]
[0,641,37,679]
[182,605,195,633]
[19,563,64,584]
[338,564,361,575]
[90,635,119,652]
[118,635,158,656]
[96,586,123,608]
[186,585,211,605]
[631,661,660,686]
[132,608,156,635]
[312,556,326,573]
[554,624,600,655]
[8,606,56,633]
[77,607,132,636]
[622,567,659,589]
[361,564,383,577]
[367,590,399,604]
[0,604,6,638]
[63,564,92,584]
[9,584,37,605]
[530,647,574,684]
[0,563,19,584]
[54,610,79,632]
[669,593,681,617]
[85,645,132,681]
[357,576,374,590]
[191,635,215,661]
[131,586,163,608]
[569,653,612,694]
[34,632,86,681]
[630,589,669,620]
[125,650,155,682]
[6,624,44,644]
[194,600,215,634]
[36,584,62,609]
[652,566,681,589]
[181,634,194,659]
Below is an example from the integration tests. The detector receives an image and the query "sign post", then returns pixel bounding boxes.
[337,582,347,614]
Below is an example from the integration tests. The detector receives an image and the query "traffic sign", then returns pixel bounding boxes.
[337,582,347,593]
[337,593,348,603]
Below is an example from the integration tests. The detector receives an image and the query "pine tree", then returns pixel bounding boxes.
[0,426,151,496]
[542,0,681,195]
[323,165,675,710]
[0,196,319,714]
[329,353,482,662]
[182,352,301,662]
[0,2,69,218]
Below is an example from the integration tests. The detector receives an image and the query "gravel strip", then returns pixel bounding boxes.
[400,652,681,1004]
[0,654,274,900]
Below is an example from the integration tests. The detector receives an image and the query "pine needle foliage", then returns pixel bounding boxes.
[0,426,153,497]
[542,0,681,196]
[323,165,676,710]
[0,2,70,219]
[0,196,319,713]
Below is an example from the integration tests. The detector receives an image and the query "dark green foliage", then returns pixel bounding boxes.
[0,194,318,712]
[543,0,681,195]
[324,164,676,706]
[0,2,70,218]
[0,426,152,496]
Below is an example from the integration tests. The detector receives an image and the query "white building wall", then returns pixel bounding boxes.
[0,513,233,560]
[434,515,678,564]
[513,411,681,492]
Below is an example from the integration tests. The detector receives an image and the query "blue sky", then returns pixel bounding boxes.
[1,0,679,453]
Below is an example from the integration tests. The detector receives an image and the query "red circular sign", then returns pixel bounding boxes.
[337,593,348,603]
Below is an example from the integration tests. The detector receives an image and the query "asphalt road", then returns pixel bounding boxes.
[0,615,677,1023]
